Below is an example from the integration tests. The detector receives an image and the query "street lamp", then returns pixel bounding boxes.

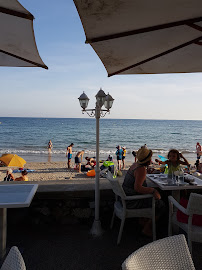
[78,88,114,236]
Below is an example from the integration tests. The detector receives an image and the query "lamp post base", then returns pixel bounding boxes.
[90,219,104,237]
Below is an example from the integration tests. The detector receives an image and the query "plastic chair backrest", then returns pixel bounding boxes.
[106,172,125,199]
[187,193,202,215]
[122,234,195,270]
[1,246,26,270]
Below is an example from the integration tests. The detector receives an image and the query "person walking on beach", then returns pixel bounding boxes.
[66,143,74,168]
[48,140,53,153]
[196,142,202,160]
[116,145,123,171]
[122,146,126,170]
[75,150,84,173]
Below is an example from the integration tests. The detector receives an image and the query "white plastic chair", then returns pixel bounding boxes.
[106,172,156,244]
[122,234,195,270]
[168,193,202,254]
[0,246,26,270]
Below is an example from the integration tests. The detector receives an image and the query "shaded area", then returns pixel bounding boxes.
[5,205,202,270]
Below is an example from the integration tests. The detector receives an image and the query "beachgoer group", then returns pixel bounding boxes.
[4,169,28,181]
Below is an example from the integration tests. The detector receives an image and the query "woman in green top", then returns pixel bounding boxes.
[155,149,189,175]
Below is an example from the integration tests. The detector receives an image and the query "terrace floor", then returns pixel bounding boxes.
[6,208,202,270]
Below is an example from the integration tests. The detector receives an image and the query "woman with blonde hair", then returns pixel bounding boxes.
[4,168,15,181]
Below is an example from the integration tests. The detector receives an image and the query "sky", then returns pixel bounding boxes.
[1,0,202,120]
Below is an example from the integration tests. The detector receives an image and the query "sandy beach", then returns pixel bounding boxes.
[0,161,131,182]
[0,158,196,182]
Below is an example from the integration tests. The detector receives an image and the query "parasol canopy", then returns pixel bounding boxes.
[0,154,26,167]
[74,0,202,76]
[0,0,47,69]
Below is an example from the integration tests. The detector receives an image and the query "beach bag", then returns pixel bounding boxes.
[87,170,95,177]
[177,197,202,226]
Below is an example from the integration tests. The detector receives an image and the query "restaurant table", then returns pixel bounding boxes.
[0,184,38,259]
[147,173,202,201]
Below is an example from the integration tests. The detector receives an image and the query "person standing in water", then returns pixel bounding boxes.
[122,146,126,169]
[116,145,123,171]
[196,142,202,160]
[66,143,74,169]
[48,140,53,153]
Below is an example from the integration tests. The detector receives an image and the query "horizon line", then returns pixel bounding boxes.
[0,116,202,121]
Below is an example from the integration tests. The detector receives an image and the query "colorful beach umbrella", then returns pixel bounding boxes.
[0,154,26,167]
[0,0,47,69]
[74,0,202,76]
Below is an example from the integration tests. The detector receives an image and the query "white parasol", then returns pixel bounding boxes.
[0,0,47,69]
[74,0,202,76]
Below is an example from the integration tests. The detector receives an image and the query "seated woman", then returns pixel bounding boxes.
[4,168,15,181]
[155,149,189,176]
[122,147,164,236]
[15,170,28,181]
[85,157,96,168]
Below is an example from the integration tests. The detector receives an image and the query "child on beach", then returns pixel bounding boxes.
[116,146,123,171]
[155,149,189,176]
[15,170,28,181]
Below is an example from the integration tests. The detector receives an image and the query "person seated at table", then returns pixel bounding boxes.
[15,170,28,181]
[85,157,96,168]
[4,168,15,181]
[155,149,189,176]
[122,147,164,237]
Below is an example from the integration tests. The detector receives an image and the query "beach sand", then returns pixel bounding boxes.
[0,158,196,182]
[0,161,131,182]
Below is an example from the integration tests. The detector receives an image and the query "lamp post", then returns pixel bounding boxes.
[78,88,114,236]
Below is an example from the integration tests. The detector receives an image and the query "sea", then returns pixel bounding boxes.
[0,117,201,164]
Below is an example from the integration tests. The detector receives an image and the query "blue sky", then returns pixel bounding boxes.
[1,0,202,120]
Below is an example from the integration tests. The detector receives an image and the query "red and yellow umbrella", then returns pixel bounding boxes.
[0,154,26,167]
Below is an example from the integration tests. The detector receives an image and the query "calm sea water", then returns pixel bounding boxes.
[0,117,201,163]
